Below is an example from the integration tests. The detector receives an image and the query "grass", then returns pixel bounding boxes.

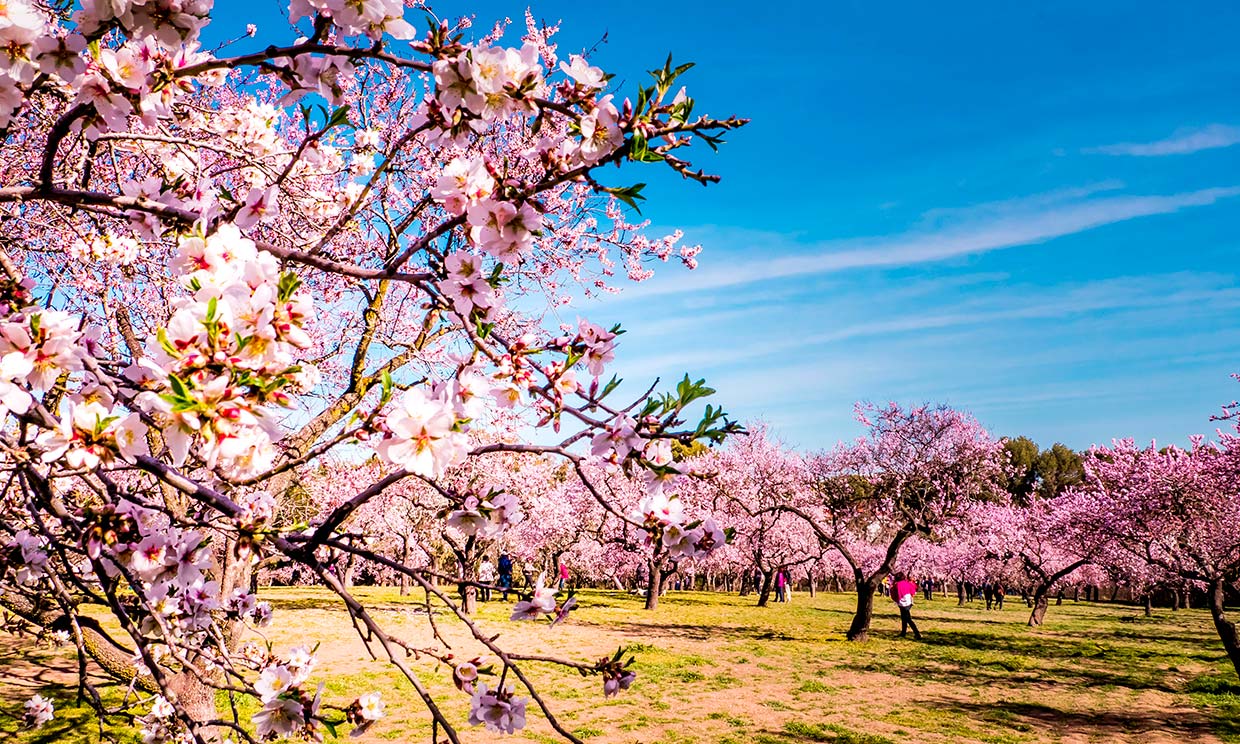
[2,587,1237,743]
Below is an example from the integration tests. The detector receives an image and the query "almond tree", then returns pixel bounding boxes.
[0,1,745,740]
[702,426,821,606]
[788,403,1007,641]
[1074,436,1240,677]
[966,497,1098,626]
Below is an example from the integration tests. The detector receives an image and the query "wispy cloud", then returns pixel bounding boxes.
[1086,124,1240,156]
[613,185,1240,300]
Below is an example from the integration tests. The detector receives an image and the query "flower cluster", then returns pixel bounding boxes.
[22,694,54,729]
[37,397,148,470]
[446,489,524,538]
[442,252,500,321]
[288,0,413,41]
[5,531,48,585]
[345,691,386,735]
[375,386,470,478]
[467,682,527,735]
[594,647,638,698]
[432,42,545,130]
[510,573,577,625]
[70,235,141,265]
[137,695,181,744]
[127,224,314,477]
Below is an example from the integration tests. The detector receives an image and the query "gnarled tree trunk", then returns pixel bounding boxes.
[1028,585,1049,627]
[847,579,878,641]
[1208,578,1240,679]
[756,570,774,607]
[644,559,662,610]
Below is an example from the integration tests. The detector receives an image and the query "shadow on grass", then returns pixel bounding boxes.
[928,697,1220,739]
[577,620,813,643]
[918,626,1222,664]
[262,595,431,613]
[833,630,1198,692]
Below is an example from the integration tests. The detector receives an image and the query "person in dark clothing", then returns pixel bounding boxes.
[922,577,934,601]
[497,553,514,601]
[994,583,1005,610]
[983,582,994,610]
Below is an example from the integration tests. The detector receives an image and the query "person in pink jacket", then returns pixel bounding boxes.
[892,572,922,640]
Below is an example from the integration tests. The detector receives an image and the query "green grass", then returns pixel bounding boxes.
[3,587,1237,743]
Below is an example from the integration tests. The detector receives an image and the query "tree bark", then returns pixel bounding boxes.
[1208,578,1240,679]
[756,570,774,607]
[644,560,662,610]
[956,581,965,606]
[1028,586,1049,627]
[847,580,877,641]
[1144,594,1153,617]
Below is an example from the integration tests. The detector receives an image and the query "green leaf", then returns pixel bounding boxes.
[600,183,647,213]
[325,104,353,132]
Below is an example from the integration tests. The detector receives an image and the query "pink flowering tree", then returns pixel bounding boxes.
[1073,436,1240,678]
[702,426,821,606]
[787,403,1007,641]
[570,454,726,610]
[0,1,745,740]
[965,497,1099,626]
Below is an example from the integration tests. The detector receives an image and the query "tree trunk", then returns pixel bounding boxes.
[847,580,877,641]
[398,538,410,596]
[757,570,774,607]
[956,581,965,606]
[644,561,662,610]
[1028,586,1049,627]
[458,558,477,615]
[341,554,356,589]
[1208,578,1240,679]
[1143,594,1153,617]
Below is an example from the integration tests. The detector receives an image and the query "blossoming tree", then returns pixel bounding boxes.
[0,0,745,739]
[789,403,1007,641]
[1073,436,1240,678]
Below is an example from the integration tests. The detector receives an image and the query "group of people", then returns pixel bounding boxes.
[961,580,1007,610]
[746,568,795,602]
[477,554,572,601]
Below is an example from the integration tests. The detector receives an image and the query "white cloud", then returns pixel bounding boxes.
[611,185,1240,301]
[1086,124,1240,156]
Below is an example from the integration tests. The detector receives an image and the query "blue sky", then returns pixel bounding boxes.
[214,1,1240,451]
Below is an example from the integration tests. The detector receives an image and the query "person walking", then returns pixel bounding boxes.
[774,568,788,603]
[497,553,514,601]
[893,572,922,640]
[557,561,570,591]
[983,582,994,611]
[923,577,934,601]
[479,557,496,602]
[994,582,1006,610]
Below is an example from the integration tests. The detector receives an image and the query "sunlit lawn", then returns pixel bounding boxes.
[4,587,1239,743]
